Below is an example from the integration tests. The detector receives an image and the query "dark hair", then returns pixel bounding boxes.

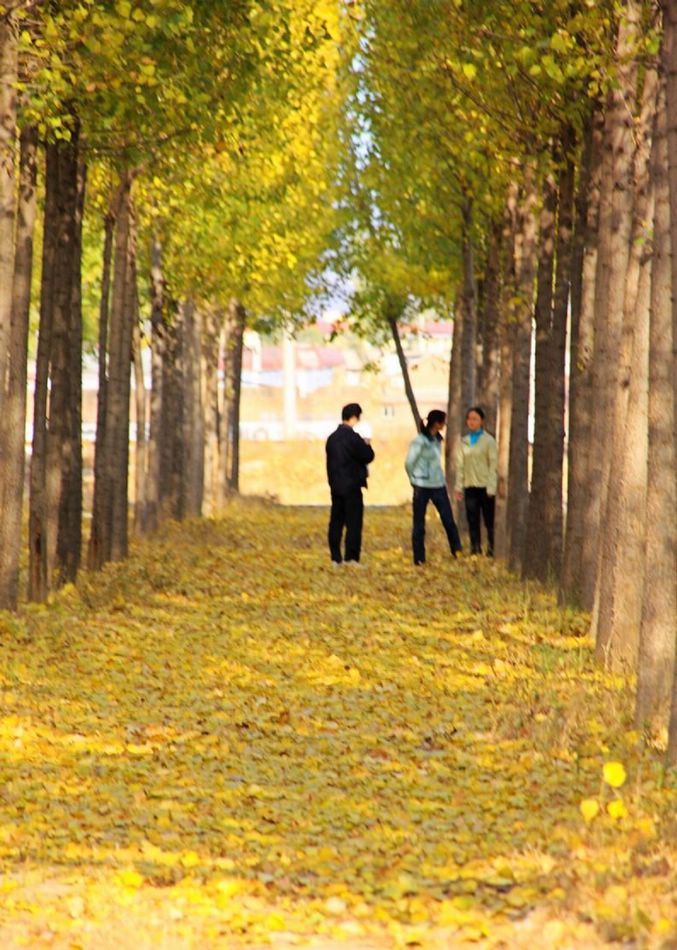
[422,409,446,438]
[342,402,362,421]
[466,405,485,421]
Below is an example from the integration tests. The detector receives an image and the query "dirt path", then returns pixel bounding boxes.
[0,503,674,947]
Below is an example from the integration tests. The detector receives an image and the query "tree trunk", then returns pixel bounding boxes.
[507,174,538,571]
[51,135,85,587]
[547,132,575,566]
[29,130,83,595]
[202,305,223,517]
[596,60,658,668]
[0,125,37,609]
[664,0,677,769]
[460,198,476,412]
[388,313,421,433]
[88,188,121,569]
[221,297,246,493]
[146,234,166,532]
[561,105,604,605]
[0,16,17,396]
[477,218,501,433]
[111,183,135,559]
[28,139,58,601]
[98,173,135,562]
[635,164,669,723]
[637,76,676,730]
[445,294,464,497]
[160,302,184,518]
[523,164,558,581]
[182,298,204,516]
[494,193,517,560]
[132,289,148,536]
[641,1,677,748]
[525,133,575,581]
[582,4,641,613]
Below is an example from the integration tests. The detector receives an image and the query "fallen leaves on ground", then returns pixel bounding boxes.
[0,500,675,948]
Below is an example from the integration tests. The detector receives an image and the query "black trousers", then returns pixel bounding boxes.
[328,488,364,562]
[464,486,495,555]
[412,486,462,564]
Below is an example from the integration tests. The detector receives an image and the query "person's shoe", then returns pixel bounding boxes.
[344,560,366,569]
[331,560,343,568]
[414,560,425,566]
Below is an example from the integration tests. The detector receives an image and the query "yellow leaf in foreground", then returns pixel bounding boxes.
[602,761,627,788]
[67,895,85,918]
[126,742,154,756]
[607,799,628,820]
[116,869,144,888]
[580,799,600,822]
[215,878,244,899]
[181,850,201,868]
[635,816,656,838]
[265,912,287,931]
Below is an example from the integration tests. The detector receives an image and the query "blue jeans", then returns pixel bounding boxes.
[412,486,462,564]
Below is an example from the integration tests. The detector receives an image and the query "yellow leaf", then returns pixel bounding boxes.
[127,742,153,756]
[265,912,287,931]
[181,851,200,868]
[580,798,600,822]
[67,895,85,918]
[116,869,143,889]
[607,799,628,820]
[602,761,627,788]
[215,878,243,899]
[635,816,656,838]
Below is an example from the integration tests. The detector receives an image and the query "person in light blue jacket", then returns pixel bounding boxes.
[405,410,462,566]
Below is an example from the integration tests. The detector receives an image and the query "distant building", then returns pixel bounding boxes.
[242,343,345,396]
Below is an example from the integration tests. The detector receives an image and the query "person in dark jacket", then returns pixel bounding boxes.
[325,402,375,565]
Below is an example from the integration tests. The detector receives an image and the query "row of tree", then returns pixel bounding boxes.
[0,2,357,598]
[348,0,676,765]
[0,0,675,765]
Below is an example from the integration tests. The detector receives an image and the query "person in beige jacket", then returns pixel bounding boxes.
[454,406,497,556]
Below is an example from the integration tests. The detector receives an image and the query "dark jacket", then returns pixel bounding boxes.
[326,424,375,495]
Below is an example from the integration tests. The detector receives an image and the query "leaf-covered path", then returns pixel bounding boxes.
[0,502,675,948]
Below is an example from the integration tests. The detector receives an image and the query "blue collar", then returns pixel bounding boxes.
[469,429,483,446]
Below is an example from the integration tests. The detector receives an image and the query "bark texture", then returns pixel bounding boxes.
[506,176,538,571]
[637,82,676,728]
[0,17,17,395]
[221,298,246,494]
[477,218,501,434]
[0,125,37,608]
[596,62,657,668]
[643,0,677,752]
[561,106,604,604]
[146,234,166,532]
[582,4,641,612]
[524,137,573,584]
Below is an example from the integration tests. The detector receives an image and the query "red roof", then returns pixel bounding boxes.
[242,345,346,372]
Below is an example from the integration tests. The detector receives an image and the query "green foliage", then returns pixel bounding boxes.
[14,1,361,335]
[341,0,652,341]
